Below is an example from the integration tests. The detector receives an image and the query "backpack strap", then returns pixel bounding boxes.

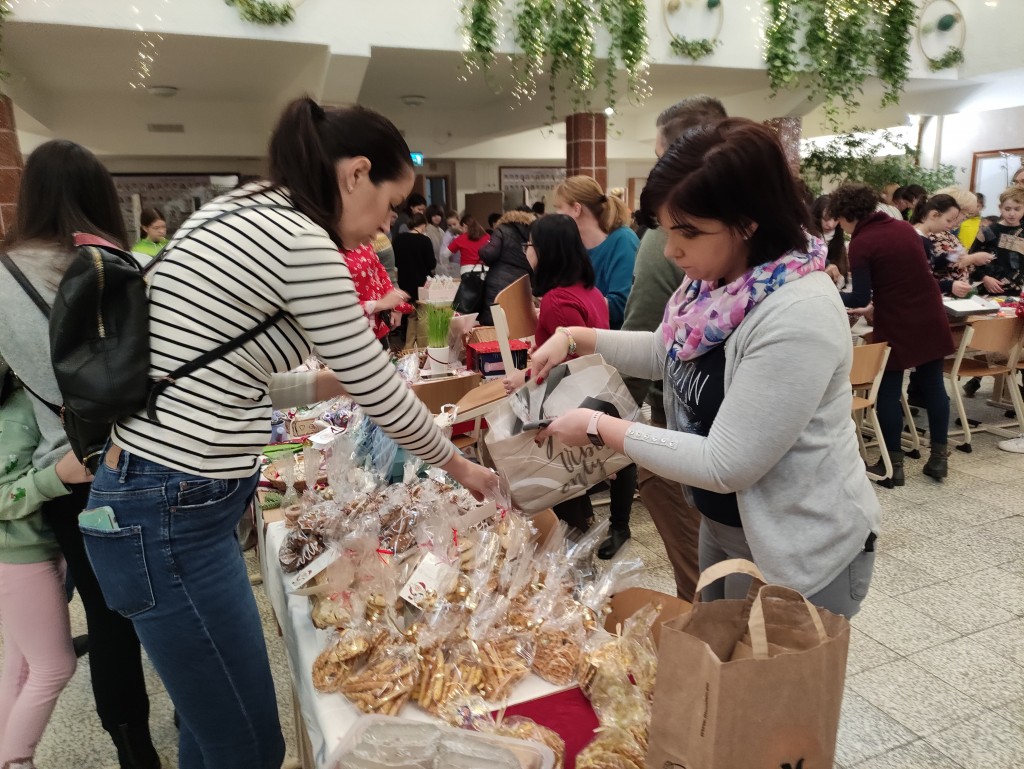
[141,202,297,279]
[146,309,286,421]
[0,251,51,318]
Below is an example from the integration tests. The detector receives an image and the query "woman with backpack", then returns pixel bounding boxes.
[82,99,498,769]
[0,141,161,768]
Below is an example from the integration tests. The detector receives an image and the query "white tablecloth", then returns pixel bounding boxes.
[261,519,570,768]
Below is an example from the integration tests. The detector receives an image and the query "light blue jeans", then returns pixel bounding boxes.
[83,448,285,769]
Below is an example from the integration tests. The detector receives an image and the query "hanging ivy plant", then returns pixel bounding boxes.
[668,36,718,61]
[764,0,799,92]
[927,45,965,71]
[764,0,918,129]
[663,0,721,63]
[547,0,597,114]
[876,0,915,107]
[464,0,650,121]
[599,0,650,108]
[225,0,295,25]
[0,2,11,81]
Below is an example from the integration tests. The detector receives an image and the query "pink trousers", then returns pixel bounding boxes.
[0,559,77,764]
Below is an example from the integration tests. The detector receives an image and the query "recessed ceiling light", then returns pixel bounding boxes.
[147,85,179,98]
[401,94,427,108]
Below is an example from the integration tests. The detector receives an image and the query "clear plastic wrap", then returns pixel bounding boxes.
[574,726,647,769]
[340,642,420,716]
[311,625,374,694]
[491,716,566,769]
[531,603,586,686]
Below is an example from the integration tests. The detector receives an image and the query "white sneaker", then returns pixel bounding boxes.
[998,436,1024,453]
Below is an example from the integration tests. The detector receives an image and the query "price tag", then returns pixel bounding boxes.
[284,546,341,592]
[399,552,459,609]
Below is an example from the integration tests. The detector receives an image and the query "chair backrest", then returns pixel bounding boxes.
[850,342,889,390]
[493,275,537,340]
[492,275,536,374]
[965,316,1023,356]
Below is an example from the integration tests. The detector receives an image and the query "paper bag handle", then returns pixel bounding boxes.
[747,584,828,659]
[694,558,766,600]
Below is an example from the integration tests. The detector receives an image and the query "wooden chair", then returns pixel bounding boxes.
[850,342,892,482]
[491,275,536,375]
[944,316,1024,452]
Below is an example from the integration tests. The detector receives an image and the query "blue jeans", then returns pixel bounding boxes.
[83,448,285,769]
[877,359,949,452]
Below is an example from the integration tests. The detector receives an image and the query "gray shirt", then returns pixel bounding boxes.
[596,271,881,595]
[0,243,73,469]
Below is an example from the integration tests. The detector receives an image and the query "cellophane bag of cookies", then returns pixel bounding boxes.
[578,601,660,701]
[490,715,566,769]
[311,624,374,694]
[531,598,587,686]
[340,641,420,716]
[575,725,647,769]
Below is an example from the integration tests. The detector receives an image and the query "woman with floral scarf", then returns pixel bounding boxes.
[529,119,880,618]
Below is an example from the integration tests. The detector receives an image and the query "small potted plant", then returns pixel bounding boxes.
[426,304,454,375]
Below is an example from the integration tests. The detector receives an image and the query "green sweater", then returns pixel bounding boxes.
[0,389,67,564]
[619,228,684,426]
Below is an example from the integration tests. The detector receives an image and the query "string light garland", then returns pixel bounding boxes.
[764,0,918,129]
[128,2,168,91]
[461,0,650,121]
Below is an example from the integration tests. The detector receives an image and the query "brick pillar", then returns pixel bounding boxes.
[566,112,607,189]
[763,116,802,174]
[0,96,23,238]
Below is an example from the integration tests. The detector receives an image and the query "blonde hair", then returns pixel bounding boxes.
[999,186,1024,207]
[932,186,977,212]
[554,175,630,234]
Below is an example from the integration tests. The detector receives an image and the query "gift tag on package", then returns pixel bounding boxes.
[284,546,341,592]
[400,552,459,609]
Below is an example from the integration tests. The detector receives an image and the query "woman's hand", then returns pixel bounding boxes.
[536,408,596,447]
[441,454,500,502]
[951,280,972,298]
[376,288,410,311]
[528,333,571,384]
[982,275,1006,295]
[962,251,994,268]
[824,264,842,285]
[55,450,94,485]
[501,367,528,395]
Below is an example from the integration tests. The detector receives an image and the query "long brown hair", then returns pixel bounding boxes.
[554,176,630,234]
[267,97,413,249]
[461,214,485,241]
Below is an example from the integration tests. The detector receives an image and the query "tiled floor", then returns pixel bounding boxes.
[19,386,1024,767]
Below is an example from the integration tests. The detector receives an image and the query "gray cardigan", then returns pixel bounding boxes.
[597,271,880,595]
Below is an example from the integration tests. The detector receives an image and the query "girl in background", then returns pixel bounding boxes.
[130,207,168,264]
[444,215,490,275]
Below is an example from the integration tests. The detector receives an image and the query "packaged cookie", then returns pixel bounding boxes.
[311,625,373,693]
[531,600,586,686]
[340,642,419,716]
[490,716,566,769]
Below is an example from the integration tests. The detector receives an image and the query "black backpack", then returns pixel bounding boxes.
[0,204,291,471]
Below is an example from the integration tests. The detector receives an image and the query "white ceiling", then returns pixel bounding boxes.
[4,18,1023,165]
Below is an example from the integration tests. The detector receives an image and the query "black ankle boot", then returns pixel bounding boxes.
[867,450,904,488]
[923,443,949,480]
[598,527,631,559]
[112,723,160,769]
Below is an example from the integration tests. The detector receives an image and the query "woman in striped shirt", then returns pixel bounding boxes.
[84,98,497,768]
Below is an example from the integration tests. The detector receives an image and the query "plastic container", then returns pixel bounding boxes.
[326,715,555,769]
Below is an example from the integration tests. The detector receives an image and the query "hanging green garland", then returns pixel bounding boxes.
[927,45,964,71]
[225,0,295,25]
[876,0,915,107]
[464,0,650,120]
[764,0,917,128]
[460,0,503,72]
[663,0,722,63]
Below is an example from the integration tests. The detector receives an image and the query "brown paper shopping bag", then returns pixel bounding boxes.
[646,559,850,769]
[484,354,641,513]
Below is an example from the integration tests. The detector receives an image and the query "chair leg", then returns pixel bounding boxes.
[1007,372,1024,434]
[866,407,892,481]
[900,391,921,458]
[853,409,867,461]
[951,375,973,453]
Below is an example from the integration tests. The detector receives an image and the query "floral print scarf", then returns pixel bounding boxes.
[661,235,827,361]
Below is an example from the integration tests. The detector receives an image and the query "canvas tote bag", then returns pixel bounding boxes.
[647,559,850,769]
[483,354,641,514]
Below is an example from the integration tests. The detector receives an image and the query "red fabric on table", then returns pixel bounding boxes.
[496,687,598,769]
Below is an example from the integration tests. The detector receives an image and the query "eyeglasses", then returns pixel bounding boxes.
[522,241,533,254]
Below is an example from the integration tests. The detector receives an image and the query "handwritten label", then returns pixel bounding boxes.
[399,552,458,609]
[284,546,341,592]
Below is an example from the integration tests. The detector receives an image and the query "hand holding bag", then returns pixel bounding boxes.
[483,354,642,514]
[646,559,851,769]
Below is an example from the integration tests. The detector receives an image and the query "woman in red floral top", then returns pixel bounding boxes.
[343,242,414,340]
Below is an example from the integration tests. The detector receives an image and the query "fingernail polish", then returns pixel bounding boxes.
[536,377,544,385]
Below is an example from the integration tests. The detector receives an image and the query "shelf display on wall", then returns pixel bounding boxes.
[113,173,240,243]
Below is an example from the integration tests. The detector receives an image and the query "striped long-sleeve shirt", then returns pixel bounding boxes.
[113,184,454,479]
